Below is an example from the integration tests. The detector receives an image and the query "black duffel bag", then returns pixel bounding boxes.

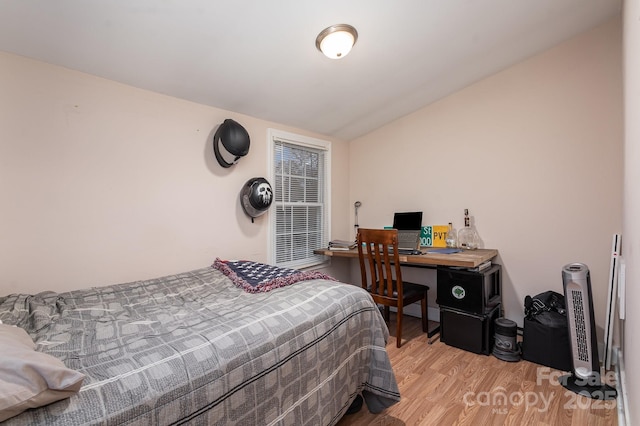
[522,290,573,371]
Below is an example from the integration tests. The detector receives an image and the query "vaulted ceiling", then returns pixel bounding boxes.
[0,0,622,140]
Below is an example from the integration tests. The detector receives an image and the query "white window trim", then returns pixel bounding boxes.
[267,129,331,268]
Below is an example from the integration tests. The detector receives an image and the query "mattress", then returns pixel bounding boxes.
[0,265,400,425]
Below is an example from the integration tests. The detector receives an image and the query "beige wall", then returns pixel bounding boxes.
[0,9,634,420]
[0,51,350,294]
[347,18,623,328]
[623,0,639,422]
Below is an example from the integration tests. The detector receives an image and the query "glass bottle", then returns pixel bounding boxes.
[457,209,479,250]
[445,222,458,248]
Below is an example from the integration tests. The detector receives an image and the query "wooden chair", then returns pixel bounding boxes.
[357,228,429,348]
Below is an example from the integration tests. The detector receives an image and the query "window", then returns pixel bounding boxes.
[268,129,331,269]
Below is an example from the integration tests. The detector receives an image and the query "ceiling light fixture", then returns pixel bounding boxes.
[315,24,358,59]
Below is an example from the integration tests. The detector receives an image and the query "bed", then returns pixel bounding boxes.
[0,260,400,425]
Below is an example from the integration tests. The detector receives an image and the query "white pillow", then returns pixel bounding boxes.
[0,324,85,422]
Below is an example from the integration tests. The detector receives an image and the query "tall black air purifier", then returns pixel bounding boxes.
[559,263,616,399]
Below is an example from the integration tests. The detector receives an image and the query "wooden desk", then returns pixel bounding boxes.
[313,247,498,268]
[315,246,500,341]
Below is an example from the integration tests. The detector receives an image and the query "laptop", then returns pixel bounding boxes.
[393,211,423,252]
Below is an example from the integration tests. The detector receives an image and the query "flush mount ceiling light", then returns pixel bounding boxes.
[315,24,358,59]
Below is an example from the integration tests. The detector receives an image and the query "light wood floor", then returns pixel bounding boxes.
[338,314,617,426]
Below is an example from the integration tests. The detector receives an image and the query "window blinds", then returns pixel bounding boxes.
[273,138,328,268]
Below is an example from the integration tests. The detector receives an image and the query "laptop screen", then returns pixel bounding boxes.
[392,212,423,230]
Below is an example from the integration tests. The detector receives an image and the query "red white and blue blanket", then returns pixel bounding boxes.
[212,258,337,293]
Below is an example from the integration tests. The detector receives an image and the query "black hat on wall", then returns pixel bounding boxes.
[213,119,250,168]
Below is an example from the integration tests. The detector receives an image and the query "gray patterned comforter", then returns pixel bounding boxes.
[0,266,400,425]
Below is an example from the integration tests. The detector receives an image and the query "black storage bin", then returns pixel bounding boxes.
[437,265,502,314]
[440,304,500,355]
[522,317,572,372]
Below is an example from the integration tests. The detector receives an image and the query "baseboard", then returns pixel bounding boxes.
[615,347,630,426]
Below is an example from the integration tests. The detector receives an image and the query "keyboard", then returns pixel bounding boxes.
[397,230,420,251]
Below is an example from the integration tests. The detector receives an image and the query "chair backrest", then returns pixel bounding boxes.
[356,228,405,302]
